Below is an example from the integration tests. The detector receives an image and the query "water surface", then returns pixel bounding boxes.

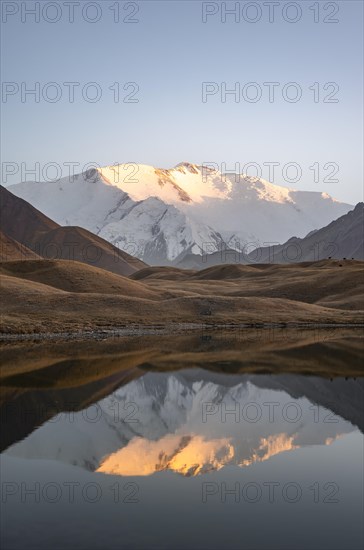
[1,332,363,549]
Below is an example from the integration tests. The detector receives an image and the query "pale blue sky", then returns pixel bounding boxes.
[1,0,363,203]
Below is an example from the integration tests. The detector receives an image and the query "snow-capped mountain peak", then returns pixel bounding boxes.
[7,161,353,264]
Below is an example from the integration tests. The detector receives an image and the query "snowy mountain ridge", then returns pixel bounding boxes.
[7,162,353,264]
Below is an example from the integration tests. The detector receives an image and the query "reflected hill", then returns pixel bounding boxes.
[3,368,363,476]
[0,329,363,453]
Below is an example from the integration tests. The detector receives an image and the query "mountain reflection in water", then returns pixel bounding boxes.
[1,332,363,550]
[3,370,363,476]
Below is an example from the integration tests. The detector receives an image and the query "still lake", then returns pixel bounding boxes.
[1,331,363,549]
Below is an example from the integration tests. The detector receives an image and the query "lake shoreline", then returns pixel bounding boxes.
[1,321,364,342]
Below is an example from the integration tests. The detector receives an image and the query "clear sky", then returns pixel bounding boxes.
[1,0,363,203]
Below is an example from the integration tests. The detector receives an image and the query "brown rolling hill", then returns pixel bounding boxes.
[1,257,363,334]
[34,225,145,276]
[131,265,196,281]
[0,231,40,261]
[0,185,146,276]
[175,247,243,270]
[139,260,364,310]
[0,260,161,298]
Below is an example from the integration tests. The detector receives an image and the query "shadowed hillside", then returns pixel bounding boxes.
[0,186,146,276]
[176,204,364,269]
[250,202,364,263]
[0,231,40,261]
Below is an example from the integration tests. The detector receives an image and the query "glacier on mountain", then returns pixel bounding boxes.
[8,163,353,264]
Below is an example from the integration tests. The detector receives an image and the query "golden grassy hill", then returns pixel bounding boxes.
[0,260,161,298]
[140,260,364,310]
[131,266,196,281]
[0,231,40,261]
[0,258,363,335]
